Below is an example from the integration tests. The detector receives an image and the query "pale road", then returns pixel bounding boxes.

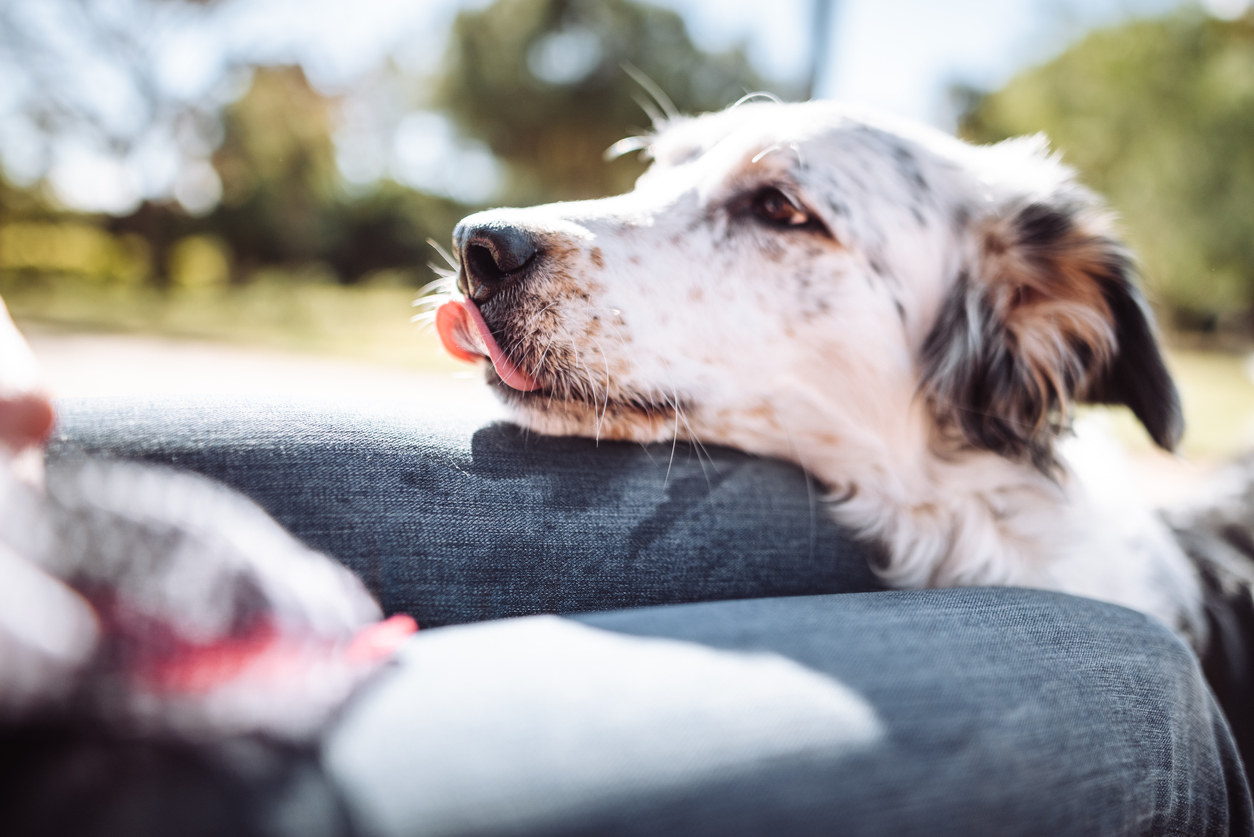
[24,328,499,409]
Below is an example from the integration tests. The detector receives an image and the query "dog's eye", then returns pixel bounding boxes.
[750,187,812,228]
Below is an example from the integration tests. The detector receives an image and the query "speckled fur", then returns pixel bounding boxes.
[446,100,1208,646]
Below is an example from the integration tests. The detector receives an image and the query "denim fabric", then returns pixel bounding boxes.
[326,592,1252,837]
[49,396,887,626]
[48,396,1254,835]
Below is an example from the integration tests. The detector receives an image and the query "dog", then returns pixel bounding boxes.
[431,99,1254,674]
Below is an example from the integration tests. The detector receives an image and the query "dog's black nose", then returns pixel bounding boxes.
[453,221,538,302]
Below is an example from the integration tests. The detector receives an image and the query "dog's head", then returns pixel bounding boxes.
[434,100,1180,476]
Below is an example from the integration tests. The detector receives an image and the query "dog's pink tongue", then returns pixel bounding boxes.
[434,299,541,392]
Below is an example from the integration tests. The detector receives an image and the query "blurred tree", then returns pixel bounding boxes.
[102,66,469,286]
[0,0,228,192]
[323,182,468,285]
[957,9,1254,334]
[436,0,793,202]
[3,0,794,293]
[210,65,342,282]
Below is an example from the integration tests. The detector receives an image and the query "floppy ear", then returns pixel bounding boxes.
[920,199,1182,474]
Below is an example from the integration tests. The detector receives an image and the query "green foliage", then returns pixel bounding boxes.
[1,0,791,301]
[958,9,1254,332]
[322,183,468,285]
[211,66,342,274]
[436,0,790,202]
[94,67,471,287]
[0,221,149,285]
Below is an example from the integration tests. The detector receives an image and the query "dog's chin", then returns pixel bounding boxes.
[486,372,680,443]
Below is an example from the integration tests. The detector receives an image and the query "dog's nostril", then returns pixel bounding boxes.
[457,223,539,300]
[465,243,506,286]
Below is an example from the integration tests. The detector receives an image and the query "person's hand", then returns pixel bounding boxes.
[0,298,53,486]
[0,297,91,712]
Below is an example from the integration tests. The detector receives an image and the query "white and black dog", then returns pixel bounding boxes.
[433,99,1253,739]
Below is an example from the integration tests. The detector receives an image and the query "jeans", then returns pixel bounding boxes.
[49,396,1254,836]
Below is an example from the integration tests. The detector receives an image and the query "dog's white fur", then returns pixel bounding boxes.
[444,100,1207,645]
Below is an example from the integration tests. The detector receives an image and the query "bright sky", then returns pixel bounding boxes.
[213,0,1194,118]
[2,0,1243,212]
[196,0,1192,118]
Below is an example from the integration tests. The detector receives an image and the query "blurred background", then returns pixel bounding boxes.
[2,0,1253,465]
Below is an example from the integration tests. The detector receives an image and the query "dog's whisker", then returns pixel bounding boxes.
[591,339,614,444]
[519,302,562,343]
[636,441,659,467]
[732,90,783,109]
[574,353,603,444]
[622,62,678,125]
[664,385,681,486]
[656,359,713,488]
[411,295,451,314]
[417,273,457,296]
[493,303,565,380]
[630,93,665,132]
[605,135,651,161]
[534,334,558,385]
[651,359,684,486]
[751,144,784,165]
[426,238,460,272]
[673,404,713,488]
[424,263,458,279]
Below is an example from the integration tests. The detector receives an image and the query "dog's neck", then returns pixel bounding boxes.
[702,395,1208,646]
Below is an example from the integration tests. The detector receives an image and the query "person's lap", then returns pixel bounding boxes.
[48,395,885,624]
[328,591,1246,836]
[47,396,1254,835]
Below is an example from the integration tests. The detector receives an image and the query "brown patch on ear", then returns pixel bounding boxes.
[921,200,1182,473]
[982,203,1121,416]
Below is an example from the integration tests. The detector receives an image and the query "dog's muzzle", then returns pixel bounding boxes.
[437,219,544,392]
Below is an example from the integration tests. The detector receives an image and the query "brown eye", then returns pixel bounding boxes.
[751,186,812,228]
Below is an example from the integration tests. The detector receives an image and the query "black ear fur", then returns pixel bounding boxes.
[1088,275,1183,451]
[921,200,1182,473]
[921,268,1065,474]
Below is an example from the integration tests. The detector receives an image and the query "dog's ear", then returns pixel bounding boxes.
[920,198,1182,473]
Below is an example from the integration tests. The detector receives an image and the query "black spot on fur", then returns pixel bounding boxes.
[920,271,1061,472]
[890,143,931,198]
[951,205,971,233]
[1015,203,1075,251]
